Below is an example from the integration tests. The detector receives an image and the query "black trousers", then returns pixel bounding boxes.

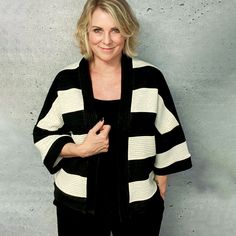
[56,192,164,236]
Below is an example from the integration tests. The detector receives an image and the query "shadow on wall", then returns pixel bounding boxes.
[135,0,236,198]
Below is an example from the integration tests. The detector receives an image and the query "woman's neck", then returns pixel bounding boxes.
[89,57,122,100]
[89,57,122,75]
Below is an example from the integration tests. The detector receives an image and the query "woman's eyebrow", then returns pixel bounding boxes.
[91,26,102,28]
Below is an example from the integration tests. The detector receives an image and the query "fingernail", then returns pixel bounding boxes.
[100,117,104,122]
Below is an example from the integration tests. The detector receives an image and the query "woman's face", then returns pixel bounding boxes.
[88,8,125,64]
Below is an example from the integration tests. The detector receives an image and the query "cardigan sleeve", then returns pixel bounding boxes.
[153,71,192,175]
[33,73,74,174]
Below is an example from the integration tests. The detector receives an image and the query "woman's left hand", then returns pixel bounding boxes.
[155,175,168,200]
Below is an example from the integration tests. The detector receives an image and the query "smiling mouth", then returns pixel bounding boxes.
[99,46,114,50]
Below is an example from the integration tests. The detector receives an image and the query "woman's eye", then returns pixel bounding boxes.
[112,28,120,33]
[93,28,102,33]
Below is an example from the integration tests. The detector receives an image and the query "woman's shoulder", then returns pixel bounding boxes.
[61,61,81,71]
[51,60,82,89]
[132,57,165,79]
[132,57,164,76]
[132,57,157,69]
[56,58,85,78]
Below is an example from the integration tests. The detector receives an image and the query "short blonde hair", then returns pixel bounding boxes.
[75,0,140,60]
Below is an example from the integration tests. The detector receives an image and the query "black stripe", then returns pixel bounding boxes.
[128,156,155,182]
[62,111,87,134]
[133,66,163,90]
[129,112,156,136]
[62,158,89,177]
[56,68,81,91]
[154,157,192,175]
[33,124,71,143]
[43,136,75,174]
[155,125,186,153]
[54,184,87,214]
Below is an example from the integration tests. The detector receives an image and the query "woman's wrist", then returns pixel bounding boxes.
[60,143,86,158]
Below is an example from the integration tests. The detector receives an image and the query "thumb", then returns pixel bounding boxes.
[101,124,111,136]
[90,118,104,134]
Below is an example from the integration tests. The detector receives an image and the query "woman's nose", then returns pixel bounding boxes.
[102,32,112,45]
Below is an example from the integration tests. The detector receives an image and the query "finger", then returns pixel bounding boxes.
[100,145,109,153]
[90,119,104,134]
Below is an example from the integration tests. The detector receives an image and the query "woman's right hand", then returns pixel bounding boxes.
[79,119,111,157]
[60,119,111,158]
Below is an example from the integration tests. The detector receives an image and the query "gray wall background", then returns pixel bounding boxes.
[0,0,235,235]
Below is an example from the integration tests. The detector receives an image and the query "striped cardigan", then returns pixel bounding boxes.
[33,55,192,212]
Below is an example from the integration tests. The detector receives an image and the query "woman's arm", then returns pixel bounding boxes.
[60,120,111,158]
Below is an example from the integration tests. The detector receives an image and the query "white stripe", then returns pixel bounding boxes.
[131,88,158,113]
[58,88,84,114]
[129,172,157,203]
[155,142,191,168]
[35,135,70,161]
[37,97,63,131]
[131,88,179,134]
[128,136,156,160]
[133,58,156,69]
[71,134,86,144]
[62,61,80,70]
[55,169,87,198]
[155,94,179,134]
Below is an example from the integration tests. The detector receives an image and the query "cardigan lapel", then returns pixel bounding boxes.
[79,58,97,130]
[77,55,134,220]
[118,54,134,133]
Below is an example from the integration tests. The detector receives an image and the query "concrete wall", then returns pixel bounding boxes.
[0,0,235,235]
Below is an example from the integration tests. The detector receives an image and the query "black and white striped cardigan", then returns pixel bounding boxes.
[33,55,192,211]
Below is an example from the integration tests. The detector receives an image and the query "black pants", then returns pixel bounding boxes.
[56,192,164,236]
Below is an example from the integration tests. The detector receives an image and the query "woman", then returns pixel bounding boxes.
[33,0,192,235]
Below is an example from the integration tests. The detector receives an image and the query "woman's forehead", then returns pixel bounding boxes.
[90,8,118,27]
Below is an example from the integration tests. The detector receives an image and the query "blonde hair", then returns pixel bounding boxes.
[75,0,140,60]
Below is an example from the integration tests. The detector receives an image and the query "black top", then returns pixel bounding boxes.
[93,98,122,225]
[94,98,120,126]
